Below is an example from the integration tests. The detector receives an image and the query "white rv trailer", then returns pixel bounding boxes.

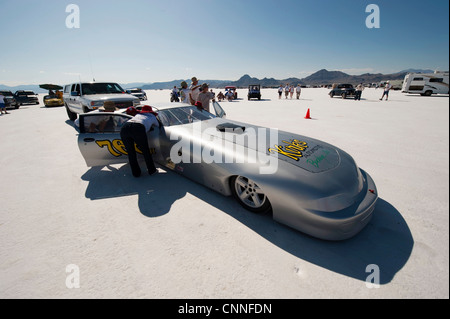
[402,71,449,96]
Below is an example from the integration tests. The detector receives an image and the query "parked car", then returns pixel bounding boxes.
[0,90,19,109]
[40,84,64,107]
[225,86,238,100]
[329,84,356,99]
[77,102,378,241]
[14,90,39,106]
[63,82,140,121]
[126,88,147,101]
[248,85,261,100]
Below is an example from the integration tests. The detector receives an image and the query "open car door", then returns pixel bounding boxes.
[77,112,163,168]
[77,113,133,167]
[212,101,226,118]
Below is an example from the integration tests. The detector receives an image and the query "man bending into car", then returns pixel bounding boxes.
[120,105,159,178]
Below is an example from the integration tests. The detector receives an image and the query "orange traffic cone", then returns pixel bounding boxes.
[305,108,311,119]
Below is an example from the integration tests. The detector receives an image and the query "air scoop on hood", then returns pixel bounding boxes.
[216,123,246,133]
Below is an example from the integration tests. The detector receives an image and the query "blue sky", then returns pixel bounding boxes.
[0,0,448,86]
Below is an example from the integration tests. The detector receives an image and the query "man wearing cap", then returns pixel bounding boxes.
[120,105,159,177]
[80,101,119,132]
[189,77,201,106]
[99,100,118,112]
[196,83,215,112]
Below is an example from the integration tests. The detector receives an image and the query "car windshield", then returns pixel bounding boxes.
[82,83,124,95]
[158,106,216,127]
[0,92,13,96]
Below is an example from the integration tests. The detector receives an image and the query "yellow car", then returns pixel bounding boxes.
[40,84,64,107]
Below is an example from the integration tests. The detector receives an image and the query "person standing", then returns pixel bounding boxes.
[277,85,283,99]
[171,86,179,102]
[0,92,8,114]
[284,84,290,99]
[196,83,215,112]
[355,83,364,101]
[289,85,294,99]
[179,81,190,104]
[295,84,302,99]
[120,105,159,178]
[380,81,392,101]
[189,77,201,105]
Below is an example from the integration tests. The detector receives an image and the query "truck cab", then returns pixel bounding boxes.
[63,82,140,121]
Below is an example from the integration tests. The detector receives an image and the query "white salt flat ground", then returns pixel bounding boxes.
[0,88,448,299]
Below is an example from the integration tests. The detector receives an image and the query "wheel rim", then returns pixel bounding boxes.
[234,176,267,209]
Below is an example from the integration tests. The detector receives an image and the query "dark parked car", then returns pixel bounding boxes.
[0,90,19,109]
[14,90,39,105]
[329,84,356,99]
[248,85,261,100]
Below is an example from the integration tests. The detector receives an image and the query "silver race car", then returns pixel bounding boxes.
[77,102,378,240]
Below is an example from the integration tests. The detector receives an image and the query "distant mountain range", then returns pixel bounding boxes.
[137,69,436,89]
[0,69,439,92]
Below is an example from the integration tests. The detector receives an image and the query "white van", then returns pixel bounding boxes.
[402,71,449,96]
[63,82,140,121]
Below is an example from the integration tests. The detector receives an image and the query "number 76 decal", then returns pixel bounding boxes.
[95,139,155,157]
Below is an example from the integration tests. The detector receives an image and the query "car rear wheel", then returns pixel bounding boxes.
[424,90,432,96]
[230,176,271,214]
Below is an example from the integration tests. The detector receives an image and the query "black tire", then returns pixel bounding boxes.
[424,90,432,96]
[230,176,272,214]
[329,92,334,98]
[65,104,77,121]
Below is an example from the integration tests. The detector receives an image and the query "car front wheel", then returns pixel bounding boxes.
[230,176,272,214]
[65,104,77,121]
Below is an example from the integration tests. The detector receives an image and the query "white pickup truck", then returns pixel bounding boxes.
[63,82,140,121]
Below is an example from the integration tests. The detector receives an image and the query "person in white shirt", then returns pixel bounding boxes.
[179,81,190,104]
[355,83,364,101]
[171,86,179,102]
[0,93,8,114]
[295,84,302,99]
[380,81,392,101]
[120,105,160,177]
[189,77,201,105]
[284,85,290,99]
